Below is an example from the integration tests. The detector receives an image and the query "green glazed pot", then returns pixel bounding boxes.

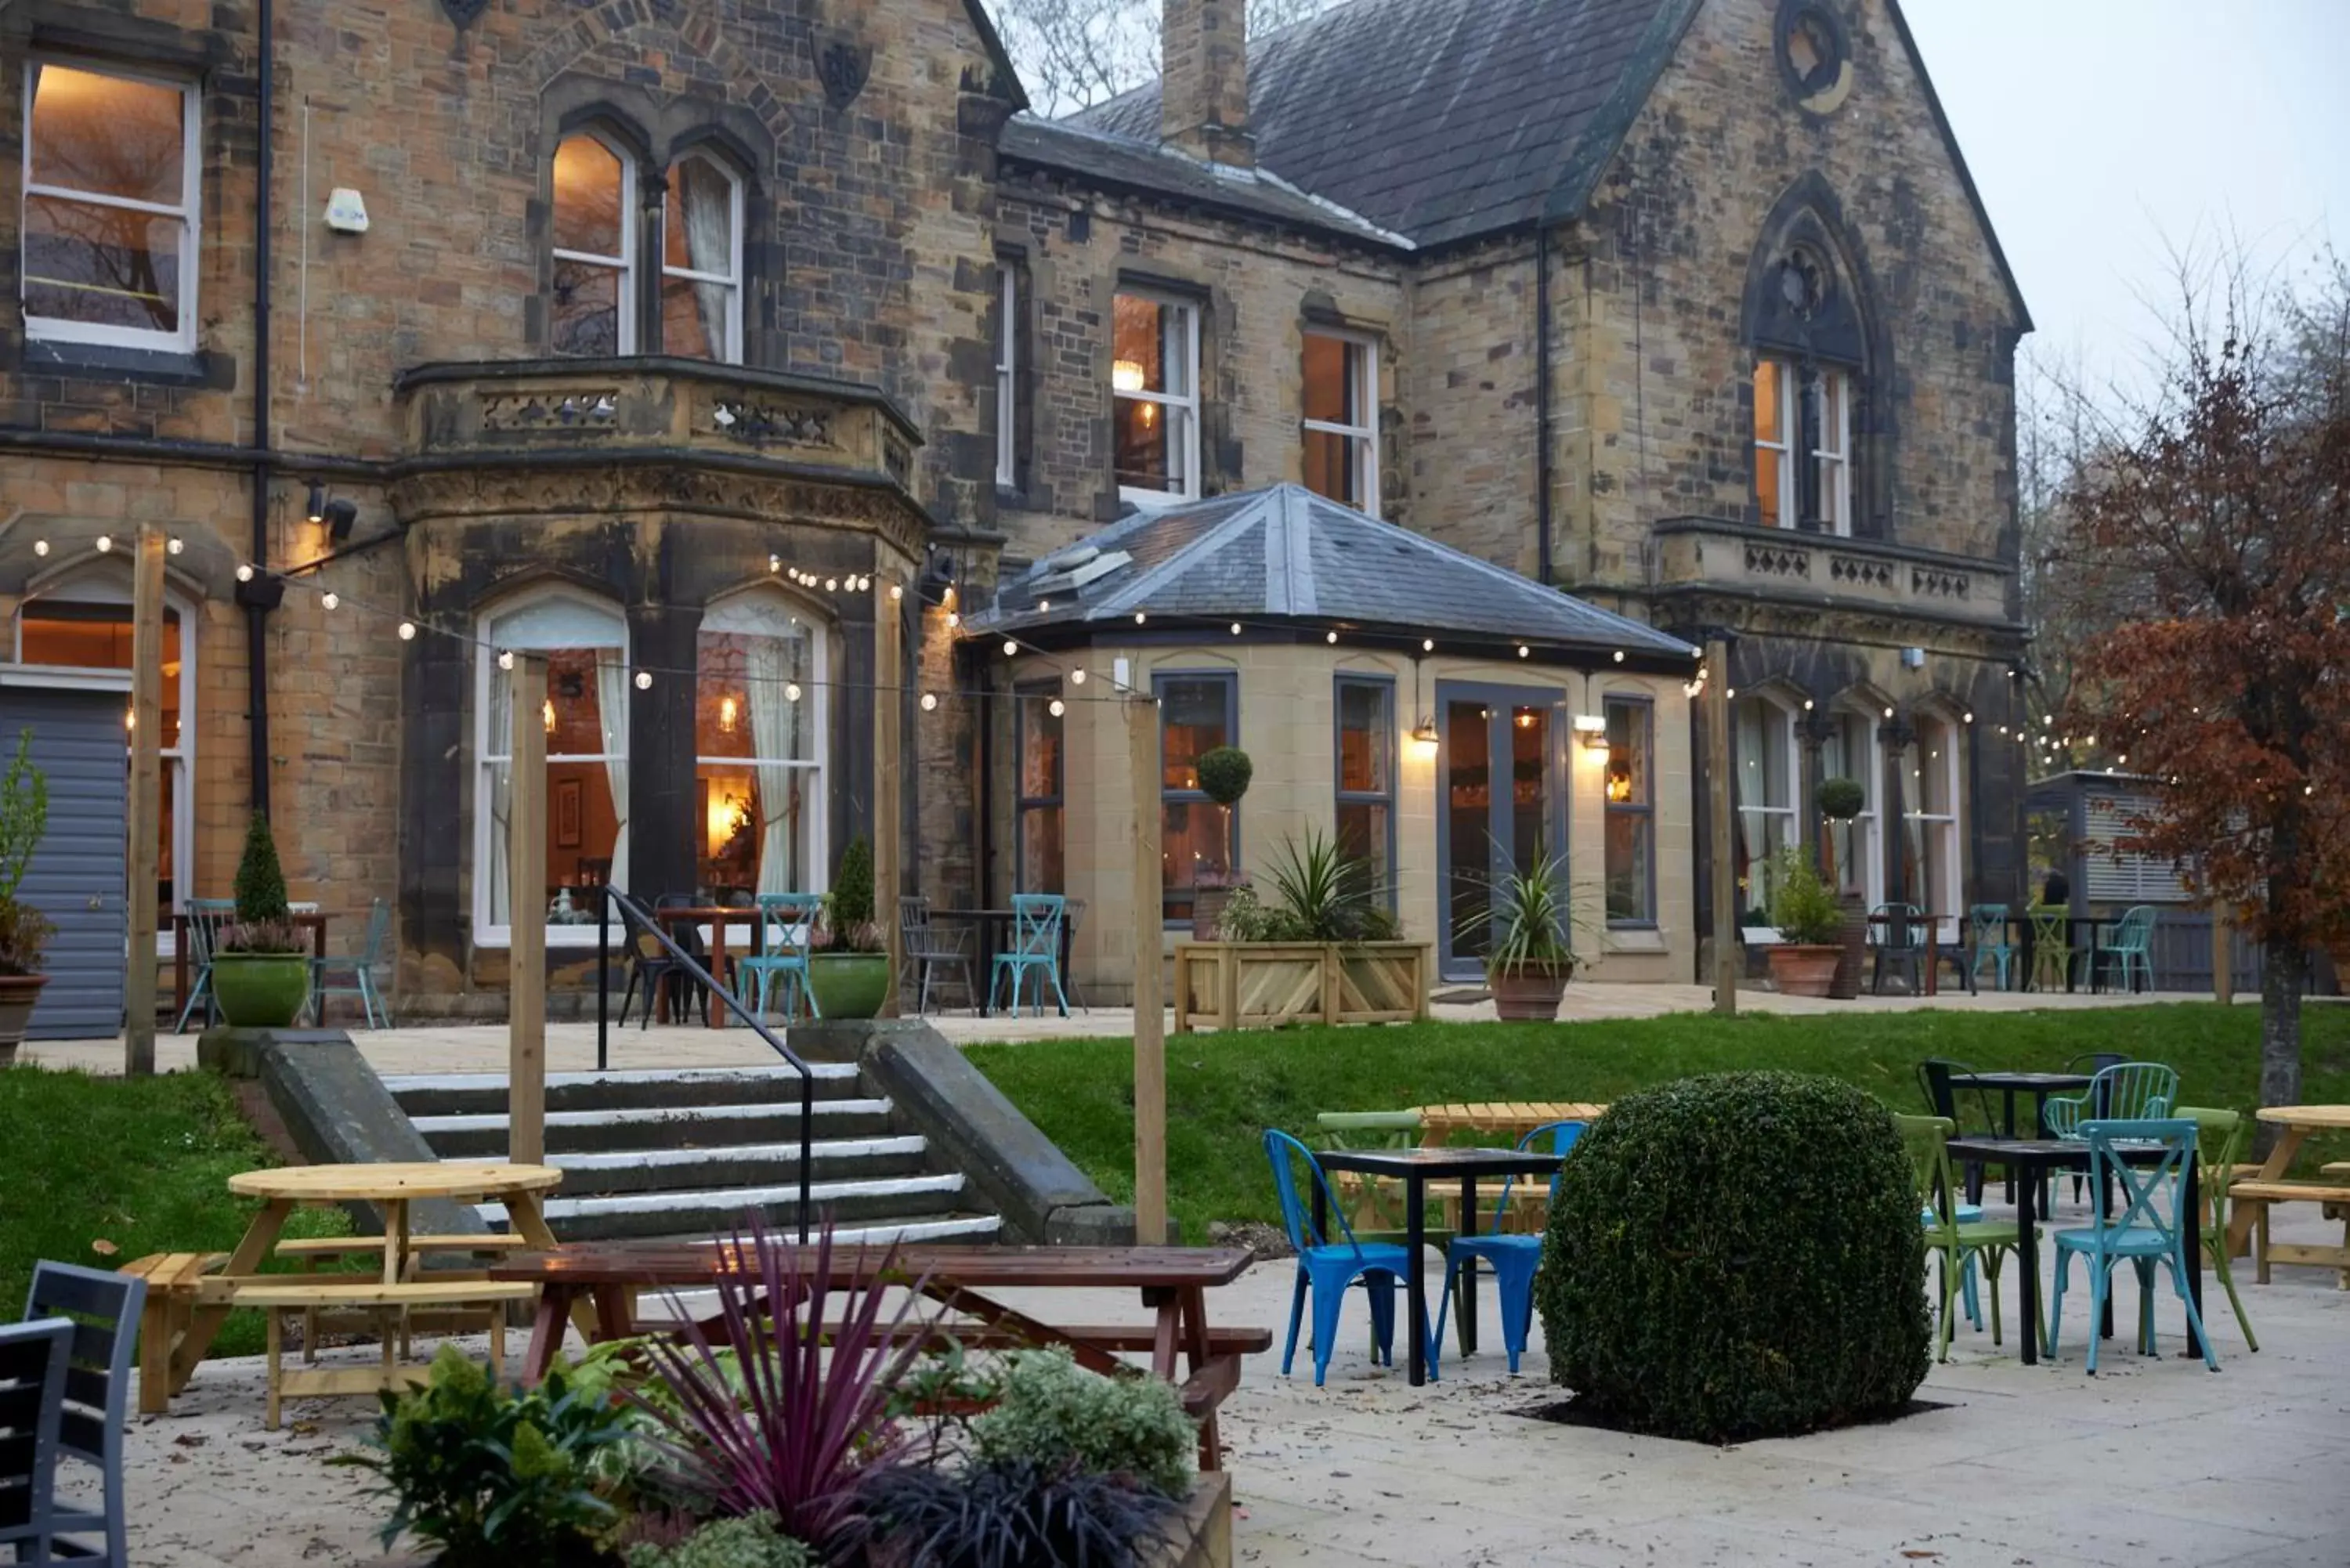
[211,952,313,1028]
[806,952,890,1020]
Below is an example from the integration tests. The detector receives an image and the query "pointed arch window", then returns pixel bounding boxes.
[1753,359,1849,533]
[551,132,636,356]
[662,152,743,364]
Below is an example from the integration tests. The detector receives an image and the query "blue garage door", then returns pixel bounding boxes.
[0,688,128,1038]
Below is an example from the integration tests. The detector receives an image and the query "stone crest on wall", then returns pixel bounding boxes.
[818,37,871,109]
[439,0,490,26]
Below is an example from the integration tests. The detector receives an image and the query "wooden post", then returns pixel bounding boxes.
[124,524,166,1076]
[1706,636,1737,1016]
[2213,902,2234,1005]
[508,655,548,1167]
[872,580,903,1016]
[1127,692,1167,1245]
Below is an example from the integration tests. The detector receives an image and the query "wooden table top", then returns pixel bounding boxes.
[490,1243,1252,1290]
[2257,1106,2350,1129]
[1316,1147,1566,1179]
[1416,1101,1608,1127]
[229,1162,564,1202]
[1944,1137,2183,1168]
[1948,1071,2094,1090]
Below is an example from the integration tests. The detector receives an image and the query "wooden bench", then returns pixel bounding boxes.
[276,1233,531,1361]
[120,1252,228,1414]
[230,1280,542,1428]
[2227,1180,2350,1288]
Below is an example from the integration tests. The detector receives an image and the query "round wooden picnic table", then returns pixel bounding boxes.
[227,1163,564,1286]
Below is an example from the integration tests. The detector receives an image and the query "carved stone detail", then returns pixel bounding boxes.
[1744,543,1811,577]
[479,390,620,433]
[1911,567,1970,599]
[1829,554,1893,590]
[884,432,913,484]
[439,0,489,27]
[819,38,871,110]
[710,397,837,448]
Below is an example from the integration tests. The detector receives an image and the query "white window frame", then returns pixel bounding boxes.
[1822,706,1884,914]
[472,589,629,948]
[1906,713,1964,943]
[1112,291,1202,507]
[660,151,743,364]
[13,567,195,944]
[1301,328,1379,517]
[692,589,828,901]
[996,262,1020,490]
[1733,692,1801,924]
[1813,368,1851,536]
[551,132,637,357]
[20,57,201,353]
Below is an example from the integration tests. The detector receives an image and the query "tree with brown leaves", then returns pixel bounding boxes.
[2052,257,2350,1130]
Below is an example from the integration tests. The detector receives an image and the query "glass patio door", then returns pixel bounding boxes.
[1438,681,1567,981]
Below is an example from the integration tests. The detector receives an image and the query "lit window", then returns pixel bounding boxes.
[1334,677,1394,907]
[1302,331,1379,515]
[551,133,634,356]
[1016,683,1065,893]
[1113,293,1201,503]
[1733,693,1799,919]
[21,60,200,352]
[1155,672,1235,921]
[1603,698,1653,925]
[996,262,1023,490]
[660,154,743,363]
[476,592,628,944]
[696,593,823,901]
[1753,359,1851,533]
[1905,714,1964,942]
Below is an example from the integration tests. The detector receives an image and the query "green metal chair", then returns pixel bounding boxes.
[2175,1105,2259,1352]
[2027,904,2072,992]
[1967,904,2017,991]
[2093,904,2159,993]
[310,898,392,1029]
[1896,1113,2031,1360]
[173,898,237,1033]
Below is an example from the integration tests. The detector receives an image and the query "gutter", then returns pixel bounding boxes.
[1535,222,1553,587]
[242,0,277,816]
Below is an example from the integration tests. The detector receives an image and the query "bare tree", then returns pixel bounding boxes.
[987,0,1339,116]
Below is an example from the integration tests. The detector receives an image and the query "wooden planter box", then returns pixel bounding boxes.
[1172,941,1433,1033]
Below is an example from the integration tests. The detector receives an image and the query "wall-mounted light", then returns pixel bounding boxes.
[306,480,326,525]
[1409,717,1440,760]
[1572,714,1611,751]
[322,498,358,541]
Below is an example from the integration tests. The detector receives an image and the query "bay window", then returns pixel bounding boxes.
[1753,358,1852,533]
[1333,677,1394,907]
[1155,672,1235,922]
[696,593,822,900]
[22,60,200,351]
[1603,697,1654,925]
[1302,331,1379,514]
[1113,292,1201,503]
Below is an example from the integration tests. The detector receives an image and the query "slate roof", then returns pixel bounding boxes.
[997,119,1411,248]
[964,485,1699,663]
[1069,0,1687,248]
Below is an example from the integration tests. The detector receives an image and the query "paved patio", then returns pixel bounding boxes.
[25,981,2238,1078]
[117,1200,2350,1567]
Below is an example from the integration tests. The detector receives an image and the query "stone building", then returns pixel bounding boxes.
[0,0,2024,1024]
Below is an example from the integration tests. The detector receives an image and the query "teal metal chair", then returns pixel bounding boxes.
[2093,904,2159,993]
[1967,903,2017,991]
[1427,1119,1585,1376]
[1264,1129,1419,1386]
[2043,1060,2177,1142]
[2044,1118,2219,1373]
[310,898,393,1029]
[173,898,237,1033]
[991,893,1068,1018]
[736,893,823,1022]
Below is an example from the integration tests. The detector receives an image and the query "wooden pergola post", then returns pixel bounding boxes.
[508,654,548,1166]
[1127,691,1166,1244]
[872,580,903,1016]
[125,523,166,1075]
[1707,635,1737,1017]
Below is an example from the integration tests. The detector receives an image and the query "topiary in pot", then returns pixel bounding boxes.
[809,836,889,1020]
[1189,747,1253,940]
[212,811,313,1028]
[1536,1071,1930,1443]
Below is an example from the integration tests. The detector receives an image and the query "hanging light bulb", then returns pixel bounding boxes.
[1003,638,1018,656]
[920,692,938,712]
[769,555,781,573]
[1517,645,1530,659]
[634,670,652,690]
[1884,706,1895,720]
[31,540,48,557]
[237,564,255,582]
[889,583,903,602]
[1727,687,1737,699]
[1048,699,1066,717]
[1964,712,1974,723]
[947,611,960,628]
[826,577,840,592]
[1071,668,1086,685]
[399,621,417,641]
[785,681,802,703]
[1423,638,1434,652]
[95,535,113,553]
[1326,630,1338,645]
[321,591,339,609]
[1134,611,1147,624]
[497,650,515,670]
[1802,699,1814,710]
[1230,623,1242,636]
[1613,650,1625,663]
[167,537,184,555]
[1038,599,1051,612]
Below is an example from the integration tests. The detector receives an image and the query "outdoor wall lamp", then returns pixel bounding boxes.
[321,499,359,540]
[1572,714,1611,751]
[1408,717,1439,760]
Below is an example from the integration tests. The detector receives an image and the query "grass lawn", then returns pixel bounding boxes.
[0,1066,351,1357]
[967,1003,2350,1245]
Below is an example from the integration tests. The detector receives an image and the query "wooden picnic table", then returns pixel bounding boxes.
[490,1243,1263,1469]
[1414,1103,1609,1146]
[133,1162,565,1414]
[2225,1106,2350,1287]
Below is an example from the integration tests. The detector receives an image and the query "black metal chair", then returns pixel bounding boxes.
[1871,902,1928,995]
[900,895,975,1015]
[1918,1057,2001,1205]
[24,1262,143,1566]
[618,894,709,1027]
[0,1316,71,1568]
[1061,897,1089,1012]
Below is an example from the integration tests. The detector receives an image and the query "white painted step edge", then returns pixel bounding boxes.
[479,1172,967,1222]
[411,1099,891,1133]
[381,1064,860,1092]
[544,1136,928,1172]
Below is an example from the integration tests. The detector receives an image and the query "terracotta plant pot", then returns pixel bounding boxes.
[1490,959,1573,1021]
[1766,944,1844,999]
[210,952,313,1028]
[807,952,891,1019]
[0,972,47,1067]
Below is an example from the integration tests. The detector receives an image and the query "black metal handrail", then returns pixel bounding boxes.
[591,887,812,1241]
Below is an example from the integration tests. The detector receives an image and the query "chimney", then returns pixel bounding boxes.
[1161,0,1254,167]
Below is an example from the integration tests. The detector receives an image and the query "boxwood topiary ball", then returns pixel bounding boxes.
[1535,1071,1929,1443]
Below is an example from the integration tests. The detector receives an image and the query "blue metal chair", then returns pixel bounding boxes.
[24,1262,144,1566]
[310,898,393,1028]
[1263,1129,1419,1386]
[1428,1119,1585,1377]
[1967,903,2017,991]
[0,1316,71,1568]
[992,893,1069,1018]
[2044,1118,2219,1374]
[2043,1060,2177,1142]
[2094,904,2159,993]
[736,893,823,1022]
[173,898,237,1032]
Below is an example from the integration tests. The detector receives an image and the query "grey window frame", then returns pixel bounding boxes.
[1153,668,1238,927]
[1013,678,1064,894]
[1603,694,1658,928]
[1332,674,1397,912]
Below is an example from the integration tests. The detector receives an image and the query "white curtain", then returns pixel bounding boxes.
[747,637,796,895]
[679,160,733,358]
[596,650,630,893]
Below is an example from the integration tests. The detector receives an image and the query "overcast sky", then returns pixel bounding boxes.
[1903,0,2349,396]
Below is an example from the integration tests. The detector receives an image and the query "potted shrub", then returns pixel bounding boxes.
[1482,847,1577,1022]
[1816,777,1871,1000]
[1762,844,1844,998]
[211,811,313,1028]
[1189,745,1252,940]
[808,836,889,1019]
[0,732,54,1068]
